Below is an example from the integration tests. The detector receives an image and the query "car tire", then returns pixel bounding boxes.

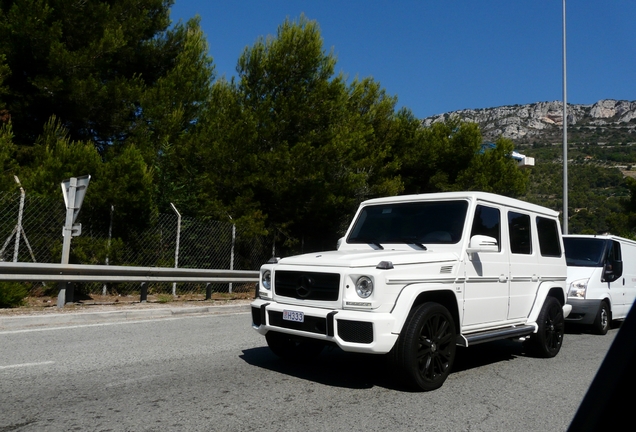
[592,301,611,335]
[527,296,564,358]
[390,302,457,391]
[265,331,324,361]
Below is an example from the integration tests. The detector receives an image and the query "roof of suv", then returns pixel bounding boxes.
[360,191,560,218]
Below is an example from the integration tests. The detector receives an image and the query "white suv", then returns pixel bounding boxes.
[251,192,571,390]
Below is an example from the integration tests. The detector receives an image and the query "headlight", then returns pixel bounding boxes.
[261,270,272,290]
[355,276,374,298]
[568,278,588,298]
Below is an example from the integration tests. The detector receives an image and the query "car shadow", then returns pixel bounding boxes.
[240,338,528,391]
[565,320,623,335]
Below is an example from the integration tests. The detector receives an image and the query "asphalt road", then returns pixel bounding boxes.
[0,311,616,432]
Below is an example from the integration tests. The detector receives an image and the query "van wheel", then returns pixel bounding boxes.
[592,301,610,335]
[265,331,324,361]
[390,302,456,391]
[527,296,564,358]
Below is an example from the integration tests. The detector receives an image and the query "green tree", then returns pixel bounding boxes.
[0,1,216,232]
[456,136,528,196]
[21,116,102,195]
[126,16,215,212]
[399,119,528,196]
[0,122,17,190]
[0,0,177,149]
[229,15,418,252]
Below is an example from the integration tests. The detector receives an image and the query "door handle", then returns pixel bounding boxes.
[499,274,508,283]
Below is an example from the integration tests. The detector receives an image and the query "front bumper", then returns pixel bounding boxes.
[565,298,603,325]
[250,298,399,354]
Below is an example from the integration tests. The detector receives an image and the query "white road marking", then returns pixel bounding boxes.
[0,311,249,335]
[0,361,55,370]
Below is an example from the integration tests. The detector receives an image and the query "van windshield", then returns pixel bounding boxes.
[347,200,468,246]
[563,237,606,267]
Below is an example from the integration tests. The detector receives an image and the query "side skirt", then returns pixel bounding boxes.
[456,325,536,347]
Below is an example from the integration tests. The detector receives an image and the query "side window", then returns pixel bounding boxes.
[606,240,623,279]
[508,211,532,254]
[607,241,622,261]
[536,217,561,257]
[471,205,501,251]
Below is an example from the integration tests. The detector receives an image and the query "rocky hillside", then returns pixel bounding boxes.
[423,100,636,236]
[422,99,636,147]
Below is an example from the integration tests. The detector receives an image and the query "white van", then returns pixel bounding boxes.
[563,234,636,334]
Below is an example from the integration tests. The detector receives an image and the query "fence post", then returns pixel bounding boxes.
[103,205,113,296]
[229,223,235,293]
[170,203,181,296]
[12,176,25,262]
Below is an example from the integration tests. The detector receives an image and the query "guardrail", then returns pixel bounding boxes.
[0,262,259,307]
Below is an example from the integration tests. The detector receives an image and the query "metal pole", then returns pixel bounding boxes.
[61,178,77,265]
[562,0,568,234]
[58,177,77,307]
[229,223,235,293]
[103,205,113,296]
[12,176,24,262]
[170,203,181,296]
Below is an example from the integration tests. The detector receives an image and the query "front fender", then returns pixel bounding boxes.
[389,282,460,334]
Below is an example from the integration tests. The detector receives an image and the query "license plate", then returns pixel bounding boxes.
[283,310,304,323]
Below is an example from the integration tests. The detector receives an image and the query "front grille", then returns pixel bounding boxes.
[268,311,327,335]
[274,271,340,301]
[338,320,373,344]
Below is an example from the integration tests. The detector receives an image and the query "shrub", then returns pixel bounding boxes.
[0,281,28,308]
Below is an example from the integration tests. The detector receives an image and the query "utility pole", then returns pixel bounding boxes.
[562,0,569,234]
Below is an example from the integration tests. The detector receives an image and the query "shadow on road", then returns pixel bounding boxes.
[240,337,539,391]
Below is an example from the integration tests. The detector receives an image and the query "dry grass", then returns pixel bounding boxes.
[0,291,255,316]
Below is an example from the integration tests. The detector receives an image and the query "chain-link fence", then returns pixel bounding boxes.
[0,191,272,297]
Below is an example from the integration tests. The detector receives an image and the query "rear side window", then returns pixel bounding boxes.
[537,217,562,257]
[509,211,532,254]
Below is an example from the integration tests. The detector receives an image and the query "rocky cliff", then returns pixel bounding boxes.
[421,99,636,146]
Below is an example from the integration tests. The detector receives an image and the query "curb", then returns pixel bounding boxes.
[0,302,251,331]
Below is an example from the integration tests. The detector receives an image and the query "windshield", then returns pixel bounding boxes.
[563,237,607,267]
[347,200,469,245]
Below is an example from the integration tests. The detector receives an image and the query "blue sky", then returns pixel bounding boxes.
[168,1,635,119]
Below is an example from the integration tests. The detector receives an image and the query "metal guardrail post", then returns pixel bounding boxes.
[56,282,73,308]
[205,283,212,300]
[140,282,147,302]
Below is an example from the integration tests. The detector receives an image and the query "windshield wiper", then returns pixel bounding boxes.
[398,237,427,250]
[354,237,384,249]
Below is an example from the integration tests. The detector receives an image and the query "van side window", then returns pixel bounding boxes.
[606,240,623,279]
[471,205,501,251]
[508,211,532,254]
[536,217,561,257]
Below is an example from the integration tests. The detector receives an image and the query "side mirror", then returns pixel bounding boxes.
[337,237,344,250]
[602,260,623,283]
[466,235,499,254]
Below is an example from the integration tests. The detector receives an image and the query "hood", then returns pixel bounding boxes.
[567,266,601,283]
[277,249,459,268]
